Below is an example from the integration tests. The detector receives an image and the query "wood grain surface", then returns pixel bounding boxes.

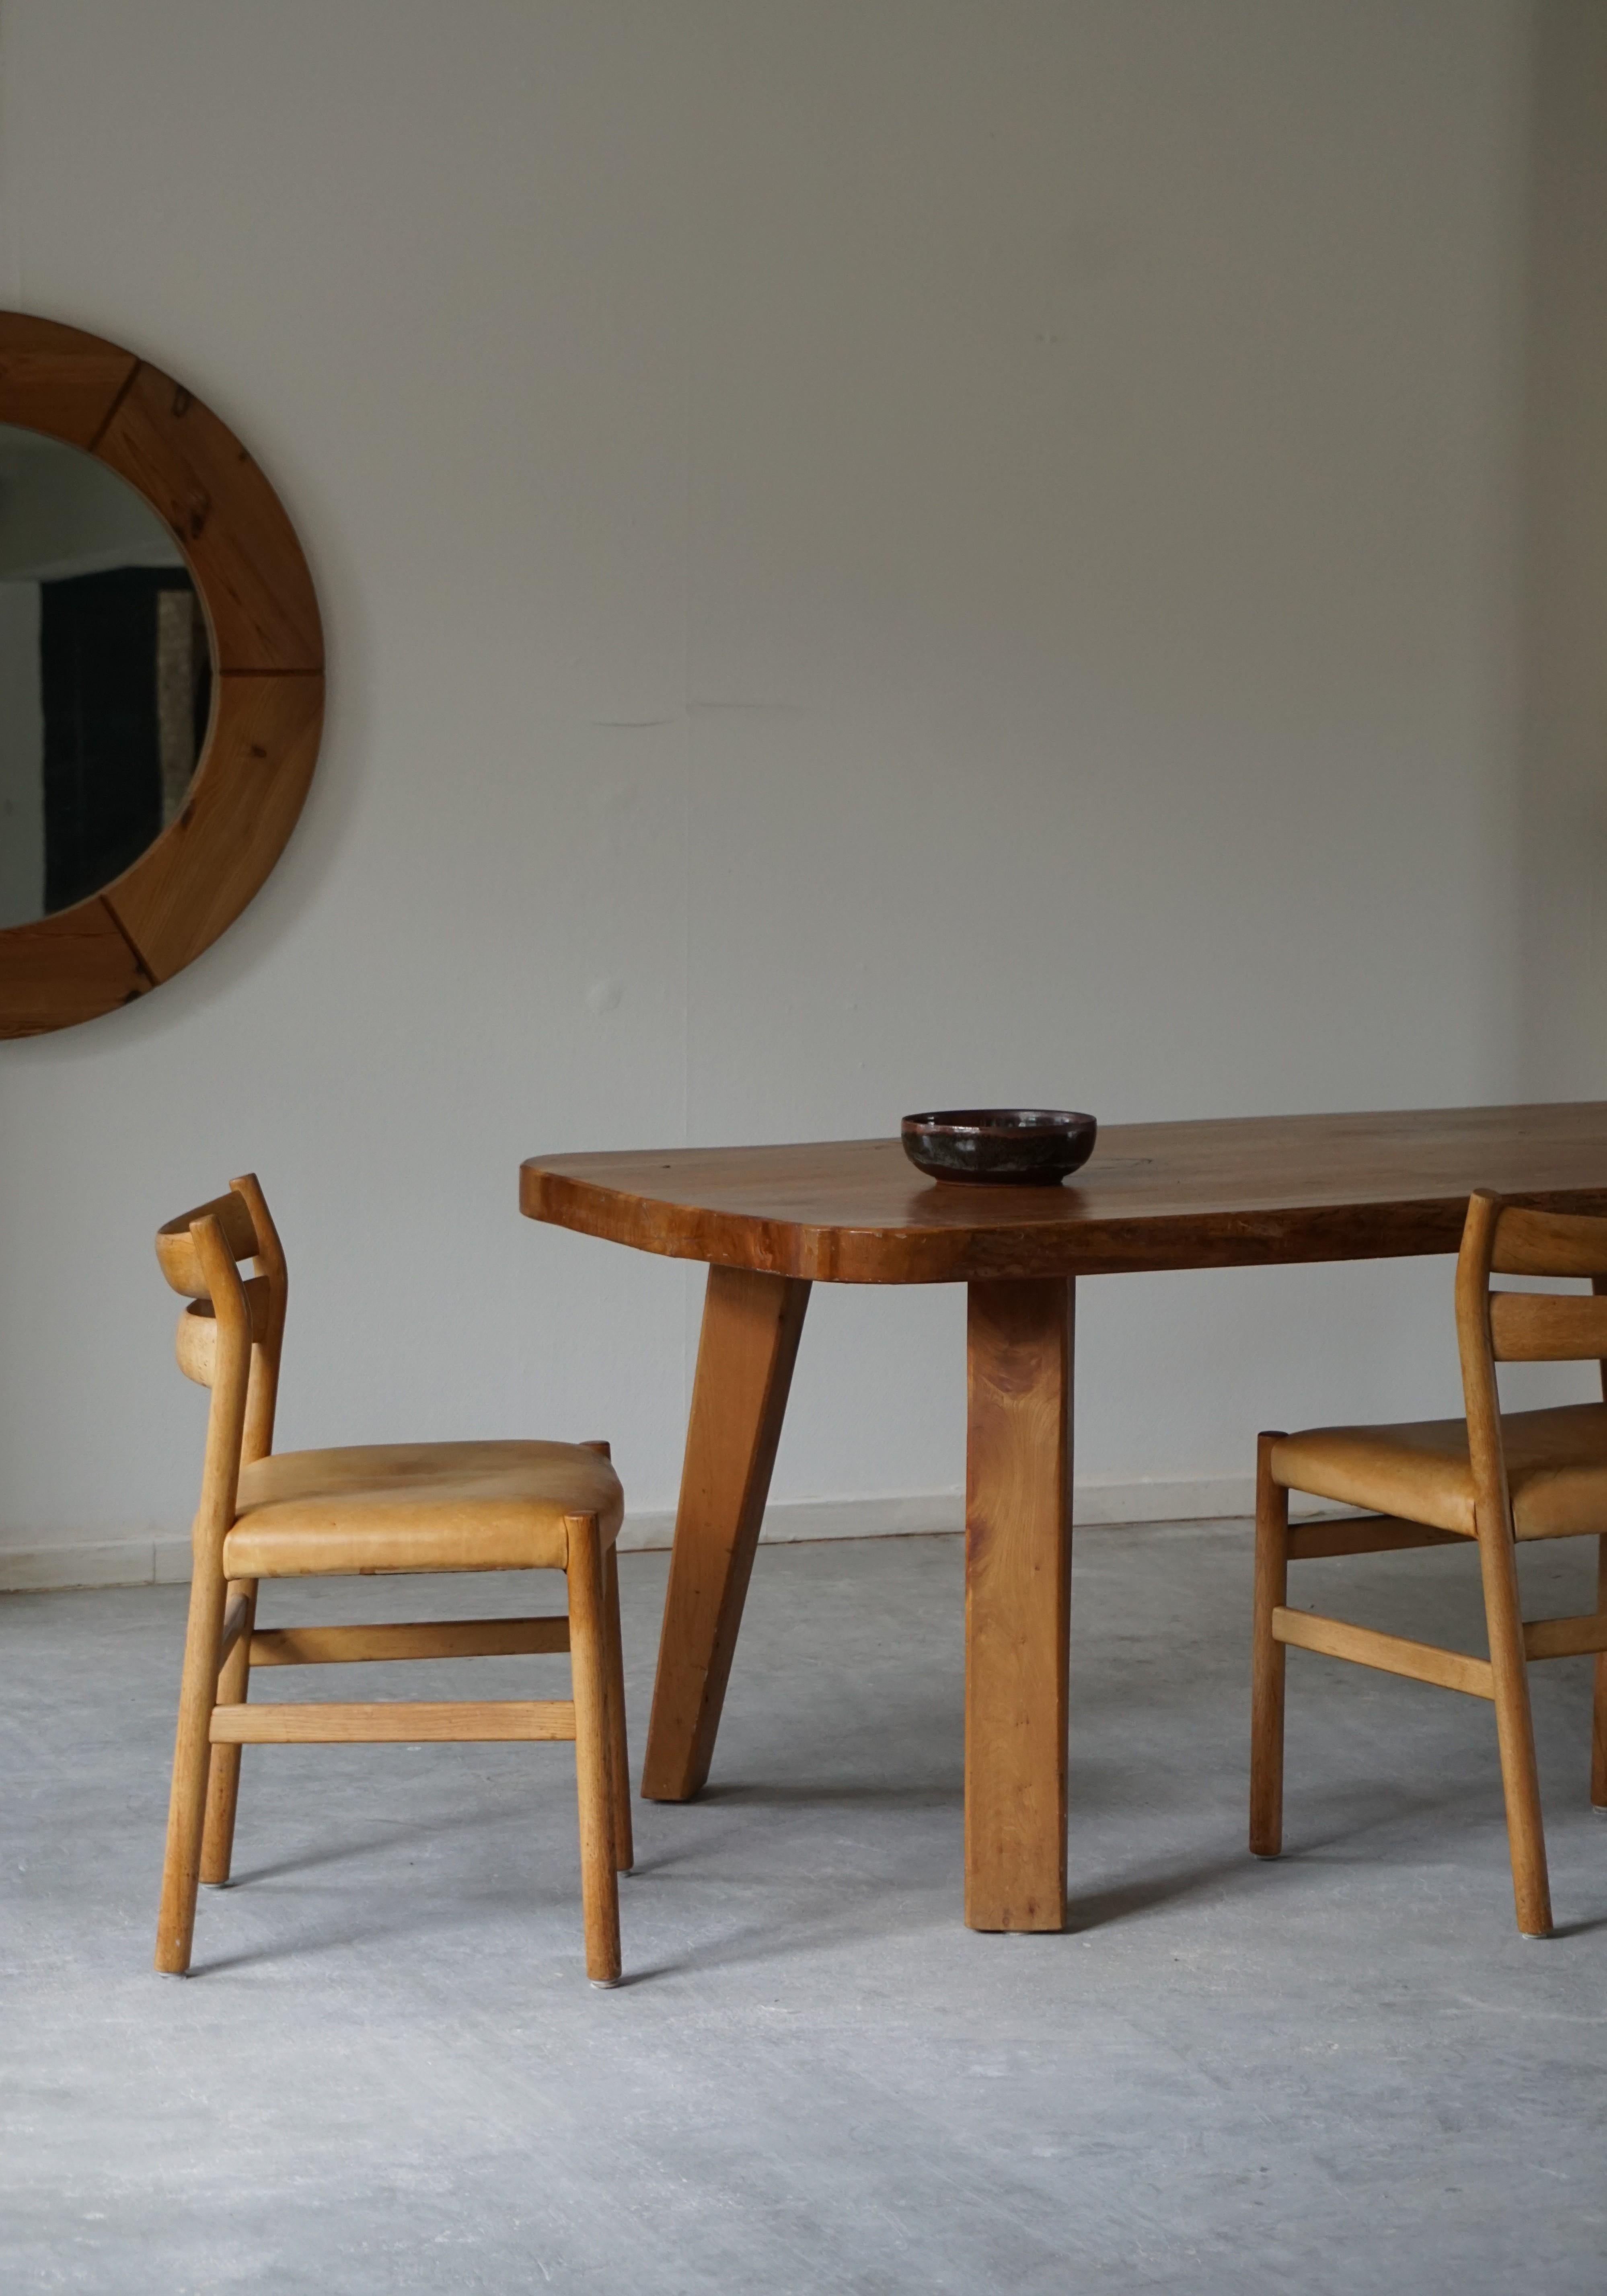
[640,1265,810,1801]
[533,1110,1607,1937]
[208,1700,579,1743]
[963,1277,1073,1931]
[522,1104,1607,1283]
[0,311,325,1038]
[154,1175,629,1981]
[0,310,135,446]
[1253,1188,1607,1939]
[97,361,323,672]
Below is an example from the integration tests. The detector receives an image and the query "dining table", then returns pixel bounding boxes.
[520,1102,1607,1933]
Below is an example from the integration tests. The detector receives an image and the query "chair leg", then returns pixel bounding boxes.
[154,1557,230,1974]
[601,1545,634,1873]
[566,1515,623,1986]
[1592,1534,1607,1814]
[200,1577,257,1886]
[1249,1433,1288,1859]
[1477,1514,1552,1937]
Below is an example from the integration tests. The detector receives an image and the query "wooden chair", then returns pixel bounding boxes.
[1252,1190,1607,1936]
[153,1174,632,1984]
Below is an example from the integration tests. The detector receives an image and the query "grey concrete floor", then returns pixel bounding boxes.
[3,1524,1607,2294]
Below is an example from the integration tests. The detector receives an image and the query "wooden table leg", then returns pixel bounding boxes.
[640,1263,811,1801]
[964,1276,1073,1931]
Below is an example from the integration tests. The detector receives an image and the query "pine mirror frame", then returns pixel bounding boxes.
[0,312,325,1038]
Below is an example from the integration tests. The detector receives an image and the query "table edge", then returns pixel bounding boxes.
[519,1159,1607,1284]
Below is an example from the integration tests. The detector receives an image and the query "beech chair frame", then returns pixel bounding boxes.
[1252,1190,1607,1937]
[154,1176,631,1984]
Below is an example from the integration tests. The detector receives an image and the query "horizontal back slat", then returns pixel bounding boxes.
[156,1189,261,1298]
[173,1277,273,1385]
[174,1303,217,1386]
[1488,1290,1607,1362]
[1492,1203,1607,1278]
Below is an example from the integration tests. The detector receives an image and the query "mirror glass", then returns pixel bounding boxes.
[0,422,213,927]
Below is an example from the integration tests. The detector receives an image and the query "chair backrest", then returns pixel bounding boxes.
[156,1175,287,1549]
[1455,1190,1607,1536]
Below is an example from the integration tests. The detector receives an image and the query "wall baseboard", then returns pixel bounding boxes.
[0,1536,197,1594]
[0,1470,1347,1593]
[621,1470,1289,1550]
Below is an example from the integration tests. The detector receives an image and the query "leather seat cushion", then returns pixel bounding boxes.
[1270,1401,1607,1539]
[222,1440,624,1577]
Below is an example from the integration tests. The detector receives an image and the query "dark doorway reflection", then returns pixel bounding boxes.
[0,421,216,930]
[40,568,211,914]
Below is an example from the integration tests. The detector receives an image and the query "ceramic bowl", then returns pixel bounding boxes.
[900,1108,1097,1186]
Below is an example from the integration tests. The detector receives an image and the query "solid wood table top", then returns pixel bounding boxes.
[520,1103,1607,1284]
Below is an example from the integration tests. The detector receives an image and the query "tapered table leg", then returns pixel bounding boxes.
[641,1264,811,1801]
[964,1276,1073,1931]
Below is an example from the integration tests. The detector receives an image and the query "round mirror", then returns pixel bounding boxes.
[0,424,215,928]
[0,312,324,1038]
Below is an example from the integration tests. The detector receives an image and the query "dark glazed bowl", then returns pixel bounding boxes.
[900,1108,1098,1187]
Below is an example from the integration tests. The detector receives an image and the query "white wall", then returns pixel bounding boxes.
[1518,0,1607,1101]
[0,1,1556,1577]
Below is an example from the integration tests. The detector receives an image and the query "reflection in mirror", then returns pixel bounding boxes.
[0,423,213,927]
